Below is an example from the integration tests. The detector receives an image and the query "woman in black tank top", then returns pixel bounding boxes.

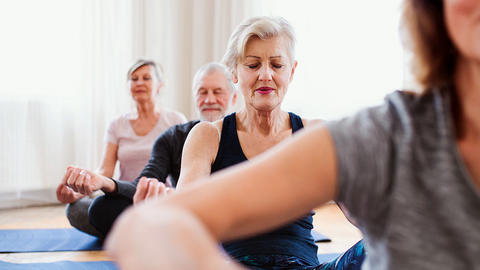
[173,17,364,270]
[107,16,364,270]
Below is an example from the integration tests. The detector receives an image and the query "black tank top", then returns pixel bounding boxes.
[212,112,319,266]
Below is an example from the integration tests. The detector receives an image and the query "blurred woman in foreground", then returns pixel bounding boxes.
[107,1,480,269]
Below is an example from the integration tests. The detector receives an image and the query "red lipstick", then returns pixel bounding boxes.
[255,87,274,95]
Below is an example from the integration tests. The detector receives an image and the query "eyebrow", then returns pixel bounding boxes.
[245,55,283,59]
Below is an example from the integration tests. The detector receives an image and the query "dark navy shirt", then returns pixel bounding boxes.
[212,113,319,266]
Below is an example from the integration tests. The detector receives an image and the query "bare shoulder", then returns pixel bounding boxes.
[186,120,223,149]
[302,118,323,128]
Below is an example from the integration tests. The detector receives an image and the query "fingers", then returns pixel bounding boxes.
[60,166,72,185]
[65,167,95,195]
[56,183,65,200]
[134,178,169,204]
[66,167,78,192]
[146,180,165,198]
[56,183,78,204]
[133,177,149,204]
[56,184,69,203]
[75,169,87,194]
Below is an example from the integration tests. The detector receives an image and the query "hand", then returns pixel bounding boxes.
[62,166,107,196]
[56,183,84,203]
[133,177,174,205]
[106,201,242,270]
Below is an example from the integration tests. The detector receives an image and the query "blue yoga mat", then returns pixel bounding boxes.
[312,230,331,242]
[0,229,102,253]
[0,260,117,270]
[317,253,341,264]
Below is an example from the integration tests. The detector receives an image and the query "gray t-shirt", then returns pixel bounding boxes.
[326,89,480,269]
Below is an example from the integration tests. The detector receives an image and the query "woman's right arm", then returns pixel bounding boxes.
[96,142,118,178]
[176,122,221,189]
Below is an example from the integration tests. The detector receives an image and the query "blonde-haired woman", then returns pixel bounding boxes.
[57,59,186,237]
[121,17,363,269]
[107,1,480,269]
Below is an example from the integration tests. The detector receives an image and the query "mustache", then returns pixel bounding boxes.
[200,104,223,111]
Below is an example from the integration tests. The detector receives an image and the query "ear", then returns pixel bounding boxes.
[289,60,298,82]
[231,92,238,106]
[232,70,239,84]
[156,81,164,94]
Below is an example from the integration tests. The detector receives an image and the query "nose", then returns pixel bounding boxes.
[258,65,273,81]
[204,91,216,104]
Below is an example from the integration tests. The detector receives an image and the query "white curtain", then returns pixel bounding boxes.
[0,0,257,208]
[0,0,136,208]
[140,0,259,118]
[0,0,409,208]
[255,0,409,120]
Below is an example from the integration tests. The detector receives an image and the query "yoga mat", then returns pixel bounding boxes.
[0,256,340,269]
[0,229,102,253]
[317,253,341,264]
[0,260,117,270]
[312,230,331,242]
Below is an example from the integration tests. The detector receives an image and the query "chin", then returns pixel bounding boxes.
[252,101,279,112]
[201,112,222,122]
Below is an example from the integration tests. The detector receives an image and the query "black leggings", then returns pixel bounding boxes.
[88,194,132,238]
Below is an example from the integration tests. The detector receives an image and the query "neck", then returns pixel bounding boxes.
[455,56,480,140]
[237,106,289,136]
[136,100,158,119]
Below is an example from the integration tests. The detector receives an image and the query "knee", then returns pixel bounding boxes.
[88,195,108,228]
[88,195,131,237]
[66,197,91,228]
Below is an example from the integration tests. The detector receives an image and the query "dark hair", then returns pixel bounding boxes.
[402,0,462,137]
[127,59,164,82]
[402,0,458,92]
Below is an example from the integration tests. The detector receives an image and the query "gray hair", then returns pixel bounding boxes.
[221,16,296,77]
[127,59,164,82]
[192,62,236,94]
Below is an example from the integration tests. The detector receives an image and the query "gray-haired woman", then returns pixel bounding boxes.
[56,59,186,237]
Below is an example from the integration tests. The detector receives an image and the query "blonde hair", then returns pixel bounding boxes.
[221,16,296,77]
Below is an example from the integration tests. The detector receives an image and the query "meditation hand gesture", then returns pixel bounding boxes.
[56,182,84,204]
[62,166,112,195]
[133,177,174,205]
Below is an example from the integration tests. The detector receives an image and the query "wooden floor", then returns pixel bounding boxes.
[0,202,361,264]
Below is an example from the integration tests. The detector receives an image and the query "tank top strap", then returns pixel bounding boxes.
[212,113,247,172]
[288,112,304,133]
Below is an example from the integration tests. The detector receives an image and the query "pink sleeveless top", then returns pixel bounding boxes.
[105,109,186,181]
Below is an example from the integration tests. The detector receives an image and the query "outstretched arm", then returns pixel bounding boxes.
[107,123,338,269]
[167,123,338,241]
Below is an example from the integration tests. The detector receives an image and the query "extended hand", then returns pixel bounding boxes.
[62,166,106,195]
[133,177,174,205]
[106,201,242,270]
